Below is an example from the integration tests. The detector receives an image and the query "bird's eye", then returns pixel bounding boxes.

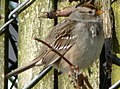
[88,11,92,14]
[87,10,95,15]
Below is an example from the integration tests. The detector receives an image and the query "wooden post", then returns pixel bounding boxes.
[18,0,54,88]
[0,0,6,89]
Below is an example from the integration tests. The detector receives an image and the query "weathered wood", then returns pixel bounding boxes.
[112,0,120,86]
[0,0,6,89]
[18,0,54,89]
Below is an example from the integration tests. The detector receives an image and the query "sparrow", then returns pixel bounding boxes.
[5,3,104,78]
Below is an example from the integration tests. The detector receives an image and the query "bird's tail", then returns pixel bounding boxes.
[5,56,42,78]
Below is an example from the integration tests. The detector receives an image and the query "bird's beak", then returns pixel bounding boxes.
[96,10,104,15]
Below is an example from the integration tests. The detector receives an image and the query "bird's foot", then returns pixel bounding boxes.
[68,65,93,89]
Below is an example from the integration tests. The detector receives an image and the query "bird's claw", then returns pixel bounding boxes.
[68,65,93,89]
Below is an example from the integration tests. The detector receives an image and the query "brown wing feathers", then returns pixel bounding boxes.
[5,20,76,78]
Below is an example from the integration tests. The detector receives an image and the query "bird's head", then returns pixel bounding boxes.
[69,2,103,21]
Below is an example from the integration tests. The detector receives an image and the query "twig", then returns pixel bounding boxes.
[38,6,76,19]
[34,37,74,67]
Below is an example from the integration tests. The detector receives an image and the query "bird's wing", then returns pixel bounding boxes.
[36,19,77,66]
[5,19,77,78]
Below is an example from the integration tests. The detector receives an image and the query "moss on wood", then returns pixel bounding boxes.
[0,0,5,89]
[112,1,120,86]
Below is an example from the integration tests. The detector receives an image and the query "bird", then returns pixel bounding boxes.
[5,2,104,79]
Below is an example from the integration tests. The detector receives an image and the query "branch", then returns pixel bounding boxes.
[38,6,76,19]
[34,37,74,67]
[38,0,101,19]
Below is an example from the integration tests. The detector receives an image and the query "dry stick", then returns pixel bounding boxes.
[83,75,93,89]
[39,6,76,19]
[38,0,93,19]
[77,74,93,89]
[34,37,74,67]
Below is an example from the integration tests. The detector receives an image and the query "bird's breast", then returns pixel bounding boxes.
[54,21,104,72]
